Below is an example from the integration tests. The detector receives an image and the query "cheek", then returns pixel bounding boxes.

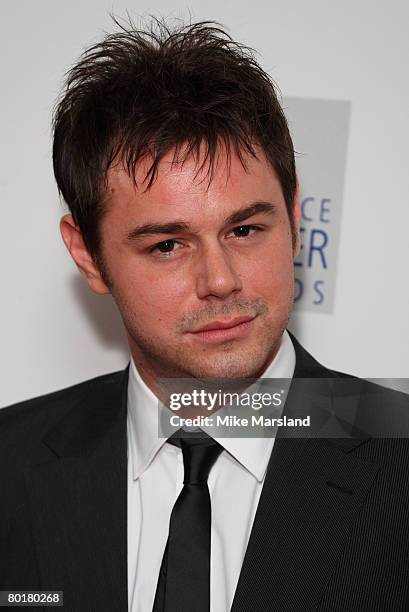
[115,262,191,322]
[242,241,294,293]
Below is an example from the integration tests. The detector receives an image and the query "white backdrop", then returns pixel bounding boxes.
[1,0,408,406]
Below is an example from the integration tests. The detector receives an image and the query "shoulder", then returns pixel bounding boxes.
[289,331,409,434]
[0,370,125,458]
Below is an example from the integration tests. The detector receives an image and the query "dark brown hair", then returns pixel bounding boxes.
[52,18,296,269]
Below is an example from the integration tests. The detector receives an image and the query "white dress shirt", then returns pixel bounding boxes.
[127,330,295,612]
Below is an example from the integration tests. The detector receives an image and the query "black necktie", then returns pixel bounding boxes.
[152,430,223,612]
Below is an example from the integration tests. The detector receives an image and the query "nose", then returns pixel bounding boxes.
[195,242,243,300]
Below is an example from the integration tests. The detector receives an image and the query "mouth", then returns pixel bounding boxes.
[187,315,257,344]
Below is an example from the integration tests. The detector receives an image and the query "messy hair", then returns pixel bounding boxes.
[52,17,297,269]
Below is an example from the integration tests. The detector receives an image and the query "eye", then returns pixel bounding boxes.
[230,225,261,238]
[149,239,182,257]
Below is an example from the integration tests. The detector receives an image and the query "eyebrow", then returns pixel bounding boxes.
[125,201,277,241]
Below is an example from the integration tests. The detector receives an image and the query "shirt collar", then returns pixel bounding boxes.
[127,329,295,482]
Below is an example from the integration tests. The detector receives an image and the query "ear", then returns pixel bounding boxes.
[60,214,110,295]
[292,178,301,257]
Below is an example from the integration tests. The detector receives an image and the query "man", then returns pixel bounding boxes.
[1,18,408,612]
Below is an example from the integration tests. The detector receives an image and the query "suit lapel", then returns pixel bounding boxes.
[231,336,379,612]
[24,367,129,612]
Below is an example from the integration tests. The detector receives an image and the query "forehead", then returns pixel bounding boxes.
[105,144,283,220]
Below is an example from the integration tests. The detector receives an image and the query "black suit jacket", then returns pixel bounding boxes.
[1,335,409,611]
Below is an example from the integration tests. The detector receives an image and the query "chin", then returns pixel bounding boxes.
[186,351,270,380]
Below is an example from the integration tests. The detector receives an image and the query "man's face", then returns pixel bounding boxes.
[96,145,299,382]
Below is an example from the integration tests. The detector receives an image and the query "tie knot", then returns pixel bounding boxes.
[181,437,223,484]
[167,430,223,484]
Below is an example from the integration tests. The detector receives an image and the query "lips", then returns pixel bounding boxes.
[186,315,257,344]
[192,315,256,333]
